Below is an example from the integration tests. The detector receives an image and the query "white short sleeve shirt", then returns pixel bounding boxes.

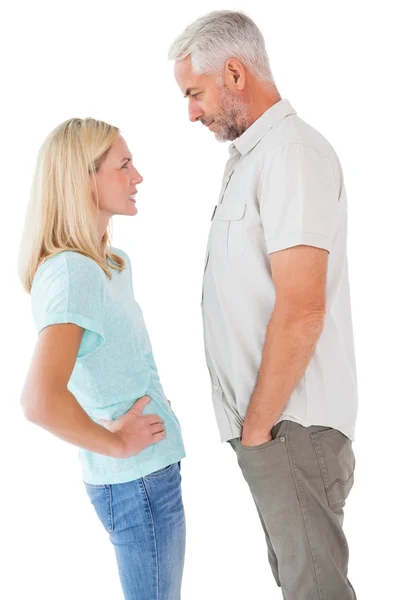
[202,99,358,442]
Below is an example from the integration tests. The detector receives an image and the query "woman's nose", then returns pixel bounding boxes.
[132,168,143,185]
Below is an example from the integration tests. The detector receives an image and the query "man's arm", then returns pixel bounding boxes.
[241,244,328,446]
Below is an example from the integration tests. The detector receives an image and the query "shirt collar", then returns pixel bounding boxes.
[229,99,297,157]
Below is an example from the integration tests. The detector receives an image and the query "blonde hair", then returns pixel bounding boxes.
[18,117,125,293]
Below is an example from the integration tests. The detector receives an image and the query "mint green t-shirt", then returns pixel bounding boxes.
[30,247,185,484]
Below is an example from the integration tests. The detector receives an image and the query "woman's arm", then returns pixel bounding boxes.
[21,323,165,459]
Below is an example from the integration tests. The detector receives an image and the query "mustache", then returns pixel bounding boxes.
[201,118,215,126]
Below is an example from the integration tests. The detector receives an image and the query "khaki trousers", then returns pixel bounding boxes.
[230,420,357,600]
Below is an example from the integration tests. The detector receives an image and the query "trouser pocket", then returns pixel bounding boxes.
[84,483,114,533]
[311,428,355,510]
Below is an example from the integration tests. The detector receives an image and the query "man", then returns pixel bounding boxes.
[169,10,358,600]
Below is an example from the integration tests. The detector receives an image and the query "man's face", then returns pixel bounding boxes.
[174,56,249,142]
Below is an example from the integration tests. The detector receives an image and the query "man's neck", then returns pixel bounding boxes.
[246,84,282,129]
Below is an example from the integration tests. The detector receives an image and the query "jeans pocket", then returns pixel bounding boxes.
[84,483,114,533]
[144,463,174,479]
[311,428,356,510]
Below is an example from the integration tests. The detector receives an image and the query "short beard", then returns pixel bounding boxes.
[212,83,250,142]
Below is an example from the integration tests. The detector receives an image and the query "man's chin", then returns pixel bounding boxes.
[215,132,238,143]
[212,124,239,143]
[213,127,231,143]
[214,132,227,142]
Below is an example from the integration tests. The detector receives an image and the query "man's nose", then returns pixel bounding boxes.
[188,100,203,123]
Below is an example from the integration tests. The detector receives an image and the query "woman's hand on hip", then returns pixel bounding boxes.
[99,395,165,459]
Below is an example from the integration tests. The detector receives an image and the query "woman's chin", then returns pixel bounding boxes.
[107,203,138,217]
[123,204,138,216]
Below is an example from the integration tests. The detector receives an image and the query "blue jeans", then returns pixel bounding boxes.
[84,462,185,600]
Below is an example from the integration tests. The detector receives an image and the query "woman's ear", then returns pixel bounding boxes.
[89,173,97,200]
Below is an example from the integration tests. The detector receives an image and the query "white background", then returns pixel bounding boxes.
[1,1,399,598]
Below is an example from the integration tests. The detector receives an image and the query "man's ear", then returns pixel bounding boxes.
[224,58,246,91]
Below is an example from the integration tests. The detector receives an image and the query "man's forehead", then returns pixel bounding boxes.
[174,57,219,98]
[174,58,191,82]
[174,57,202,91]
[174,56,192,77]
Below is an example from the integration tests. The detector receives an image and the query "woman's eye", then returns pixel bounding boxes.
[121,163,129,169]
[192,92,201,99]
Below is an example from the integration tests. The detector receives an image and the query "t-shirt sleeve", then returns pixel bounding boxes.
[259,143,340,254]
[31,253,105,358]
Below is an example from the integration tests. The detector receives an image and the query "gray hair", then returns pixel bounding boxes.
[168,10,274,83]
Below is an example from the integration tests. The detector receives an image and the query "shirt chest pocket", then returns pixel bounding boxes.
[212,190,247,259]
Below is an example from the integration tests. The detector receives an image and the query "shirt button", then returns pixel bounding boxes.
[213,385,220,391]
[280,437,286,442]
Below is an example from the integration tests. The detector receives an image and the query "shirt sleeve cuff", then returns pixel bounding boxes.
[38,312,105,357]
[266,232,332,254]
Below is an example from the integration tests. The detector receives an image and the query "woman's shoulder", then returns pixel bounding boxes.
[32,250,104,293]
[37,250,102,275]
[110,246,130,263]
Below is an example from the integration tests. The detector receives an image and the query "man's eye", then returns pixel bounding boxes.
[121,163,129,169]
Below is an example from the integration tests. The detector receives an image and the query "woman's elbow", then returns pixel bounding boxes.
[20,388,50,425]
[21,394,40,423]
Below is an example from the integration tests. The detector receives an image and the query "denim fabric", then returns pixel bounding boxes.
[84,462,185,600]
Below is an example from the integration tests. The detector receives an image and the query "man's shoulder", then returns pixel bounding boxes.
[263,113,338,161]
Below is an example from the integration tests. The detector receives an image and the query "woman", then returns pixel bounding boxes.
[18,118,186,600]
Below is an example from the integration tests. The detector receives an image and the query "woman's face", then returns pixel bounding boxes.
[92,135,143,218]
